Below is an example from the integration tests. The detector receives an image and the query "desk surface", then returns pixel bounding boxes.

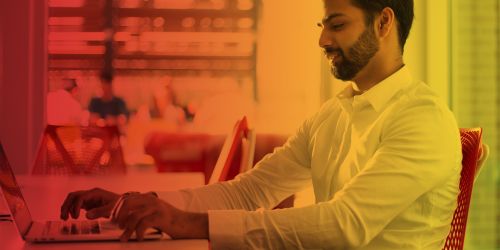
[0,173,208,250]
[1,222,208,250]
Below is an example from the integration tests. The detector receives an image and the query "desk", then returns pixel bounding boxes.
[0,173,209,250]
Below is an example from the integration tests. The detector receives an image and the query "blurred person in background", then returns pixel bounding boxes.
[88,71,129,128]
[47,78,84,125]
[153,83,186,127]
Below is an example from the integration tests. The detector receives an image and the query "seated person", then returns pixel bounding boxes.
[59,1,462,249]
[47,78,84,125]
[153,83,186,126]
[88,72,129,128]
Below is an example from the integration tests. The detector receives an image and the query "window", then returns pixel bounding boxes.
[451,0,499,249]
[47,0,259,130]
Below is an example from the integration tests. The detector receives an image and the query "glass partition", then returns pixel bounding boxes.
[450,0,499,249]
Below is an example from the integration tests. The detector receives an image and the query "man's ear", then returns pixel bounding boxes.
[377,7,395,38]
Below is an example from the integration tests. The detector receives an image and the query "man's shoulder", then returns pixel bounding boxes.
[89,96,101,102]
[317,97,343,115]
[301,97,345,133]
[394,81,452,115]
[112,96,126,105]
[384,81,459,135]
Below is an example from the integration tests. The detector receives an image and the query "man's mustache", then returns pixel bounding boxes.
[323,47,344,59]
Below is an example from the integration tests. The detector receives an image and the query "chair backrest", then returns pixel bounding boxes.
[442,128,483,250]
[31,125,126,175]
[208,116,252,184]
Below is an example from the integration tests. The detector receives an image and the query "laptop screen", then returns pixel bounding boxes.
[0,143,33,236]
[208,116,249,184]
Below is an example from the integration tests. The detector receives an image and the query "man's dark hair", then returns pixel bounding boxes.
[351,0,414,52]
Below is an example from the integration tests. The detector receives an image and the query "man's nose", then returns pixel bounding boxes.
[318,28,334,49]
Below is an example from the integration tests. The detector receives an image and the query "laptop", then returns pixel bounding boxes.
[208,116,256,184]
[0,142,162,242]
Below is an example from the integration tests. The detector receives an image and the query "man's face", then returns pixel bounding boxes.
[319,0,379,81]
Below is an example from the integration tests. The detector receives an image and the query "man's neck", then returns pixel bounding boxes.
[352,54,404,93]
[102,94,113,101]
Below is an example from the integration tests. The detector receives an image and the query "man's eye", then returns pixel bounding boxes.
[329,23,344,30]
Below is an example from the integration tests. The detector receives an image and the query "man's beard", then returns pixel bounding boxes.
[329,26,379,81]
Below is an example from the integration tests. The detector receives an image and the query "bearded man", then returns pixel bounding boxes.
[61,0,461,249]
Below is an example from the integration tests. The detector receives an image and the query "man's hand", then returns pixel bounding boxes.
[113,192,208,241]
[60,188,120,220]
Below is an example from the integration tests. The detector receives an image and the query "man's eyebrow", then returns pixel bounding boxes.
[321,13,345,25]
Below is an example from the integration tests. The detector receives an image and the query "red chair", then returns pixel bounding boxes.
[31,125,126,175]
[145,117,253,184]
[144,132,213,175]
[443,128,487,250]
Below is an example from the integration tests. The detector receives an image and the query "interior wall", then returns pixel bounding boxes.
[255,1,323,134]
[0,0,47,174]
[0,7,3,97]
[403,0,450,103]
[404,0,427,84]
[425,0,450,104]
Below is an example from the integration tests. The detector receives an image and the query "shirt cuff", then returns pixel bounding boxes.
[156,191,186,210]
[208,210,246,250]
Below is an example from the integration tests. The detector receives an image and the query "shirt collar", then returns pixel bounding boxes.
[336,66,413,113]
[336,82,355,114]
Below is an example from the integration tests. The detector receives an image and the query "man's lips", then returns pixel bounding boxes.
[327,54,342,65]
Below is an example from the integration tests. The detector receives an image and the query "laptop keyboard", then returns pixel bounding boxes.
[45,220,101,235]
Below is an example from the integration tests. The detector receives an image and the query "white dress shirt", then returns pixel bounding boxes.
[159,66,462,249]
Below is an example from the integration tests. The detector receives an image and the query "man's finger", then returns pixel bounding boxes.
[122,208,155,232]
[60,192,75,220]
[60,191,81,220]
[70,192,88,219]
[120,227,135,242]
[119,205,153,242]
[72,189,101,219]
[115,195,144,227]
[86,204,113,219]
[135,214,156,242]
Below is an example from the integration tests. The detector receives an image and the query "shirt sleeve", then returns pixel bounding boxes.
[208,99,462,249]
[157,116,314,212]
